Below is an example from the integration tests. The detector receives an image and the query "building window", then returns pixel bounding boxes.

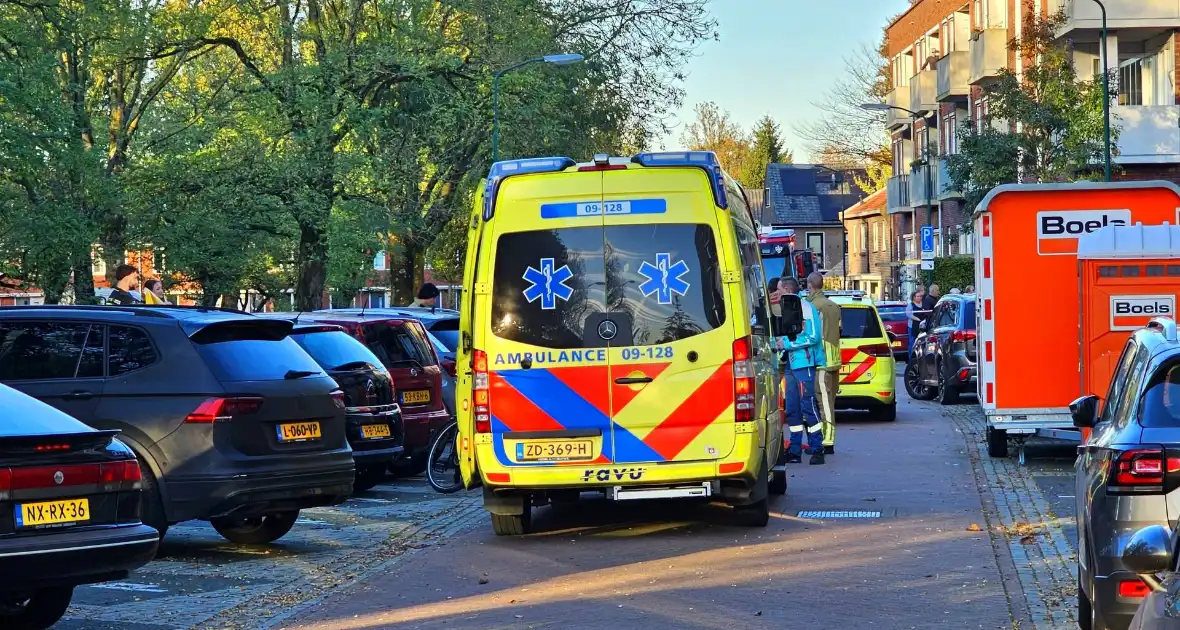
[805,232,825,264]
[91,249,106,278]
[942,112,958,155]
[903,234,916,260]
[892,137,906,172]
[373,251,387,271]
[369,292,386,308]
[859,223,868,254]
[959,226,975,255]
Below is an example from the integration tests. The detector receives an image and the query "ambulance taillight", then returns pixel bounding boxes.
[473,350,491,433]
[857,343,892,358]
[733,337,754,422]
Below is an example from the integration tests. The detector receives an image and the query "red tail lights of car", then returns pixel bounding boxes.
[733,337,755,422]
[0,459,142,499]
[185,397,265,423]
[857,343,893,358]
[473,350,491,433]
[1108,448,1180,493]
[1117,579,1150,598]
[951,330,977,343]
[442,359,457,378]
[330,390,346,409]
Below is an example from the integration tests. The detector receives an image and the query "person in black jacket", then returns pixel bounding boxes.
[107,264,141,305]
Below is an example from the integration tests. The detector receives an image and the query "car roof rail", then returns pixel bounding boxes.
[0,304,173,318]
[1147,317,1179,342]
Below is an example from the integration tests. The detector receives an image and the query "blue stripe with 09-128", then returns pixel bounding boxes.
[540,198,667,219]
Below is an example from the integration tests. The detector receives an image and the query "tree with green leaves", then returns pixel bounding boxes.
[681,101,750,176]
[947,11,1115,212]
[740,115,792,188]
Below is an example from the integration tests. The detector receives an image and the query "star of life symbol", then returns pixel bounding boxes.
[638,253,690,305]
[522,258,574,310]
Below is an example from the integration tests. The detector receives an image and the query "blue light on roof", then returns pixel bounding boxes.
[630,151,729,209]
[482,157,576,220]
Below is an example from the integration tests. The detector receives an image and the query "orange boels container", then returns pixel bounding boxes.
[974,181,1180,441]
[1079,224,1180,401]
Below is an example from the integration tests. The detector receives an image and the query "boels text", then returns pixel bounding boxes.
[1110,295,1176,331]
[1037,209,1130,239]
[581,467,646,482]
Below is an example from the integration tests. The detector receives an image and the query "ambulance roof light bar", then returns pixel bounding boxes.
[483,157,577,220]
[1147,317,1179,343]
[631,151,729,210]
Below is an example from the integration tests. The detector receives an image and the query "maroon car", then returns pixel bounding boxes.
[301,312,450,475]
[876,301,911,358]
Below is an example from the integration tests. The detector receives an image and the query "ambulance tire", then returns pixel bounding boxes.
[874,404,897,422]
[769,459,788,496]
[734,459,771,527]
[986,426,1008,458]
[491,496,532,536]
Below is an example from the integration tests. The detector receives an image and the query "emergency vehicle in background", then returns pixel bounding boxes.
[758,229,820,285]
[973,181,1180,463]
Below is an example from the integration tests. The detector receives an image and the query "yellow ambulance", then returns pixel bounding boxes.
[454,152,785,535]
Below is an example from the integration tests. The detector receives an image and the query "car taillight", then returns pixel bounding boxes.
[443,359,457,378]
[99,460,143,490]
[1109,448,1180,493]
[473,349,491,433]
[1118,579,1151,598]
[185,397,264,423]
[733,337,755,422]
[330,390,346,409]
[857,343,892,357]
[951,330,977,343]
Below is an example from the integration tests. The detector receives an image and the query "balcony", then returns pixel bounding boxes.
[909,162,938,206]
[938,157,962,199]
[885,87,914,130]
[937,51,970,101]
[1112,105,1180,163]
[910,69,937,115]
[886,175,911,213]
[969,28,1008,84]
[1057,0,1180,35]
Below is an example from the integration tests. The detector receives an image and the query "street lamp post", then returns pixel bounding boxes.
[860,102,936,286]
[1093,0,1112,182]
[492,53,585,162]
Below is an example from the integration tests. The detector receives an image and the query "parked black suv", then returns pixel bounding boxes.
[0,306,355,544]
[275,319,404,490]
[905,293,977,405]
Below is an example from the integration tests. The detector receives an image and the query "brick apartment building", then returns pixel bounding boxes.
[882,0,1180,298]
[843,188,895,300]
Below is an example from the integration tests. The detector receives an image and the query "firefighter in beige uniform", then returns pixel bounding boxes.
[805,273,841,454]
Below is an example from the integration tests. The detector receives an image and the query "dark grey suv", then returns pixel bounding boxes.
[1074,318,1180,630]
[0,306,356,544]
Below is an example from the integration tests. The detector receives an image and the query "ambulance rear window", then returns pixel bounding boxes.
[839,307,883,339]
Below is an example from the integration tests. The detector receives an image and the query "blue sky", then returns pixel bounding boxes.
[663,0,908,161]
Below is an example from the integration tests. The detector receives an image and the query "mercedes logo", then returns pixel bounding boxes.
[53,470,64,485]
[598,320,618,340]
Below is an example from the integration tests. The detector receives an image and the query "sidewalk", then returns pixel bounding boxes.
[276,389,1027,630]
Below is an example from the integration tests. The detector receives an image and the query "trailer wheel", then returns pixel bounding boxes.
[986,426,1008,458]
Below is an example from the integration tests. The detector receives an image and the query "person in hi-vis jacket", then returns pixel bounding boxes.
[772,279,827,465]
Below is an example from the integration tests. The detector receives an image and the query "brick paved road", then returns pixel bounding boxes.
[280,372,1020,630]
[55,476,482,630]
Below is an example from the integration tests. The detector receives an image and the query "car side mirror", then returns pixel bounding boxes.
[1123,525,1173,578]
[779,295,804,340]
[1070,394,1100,429]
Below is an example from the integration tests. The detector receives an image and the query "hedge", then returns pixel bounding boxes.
[932,255,975,291]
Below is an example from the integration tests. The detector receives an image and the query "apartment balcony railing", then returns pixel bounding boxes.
[969,28,1007,84]
[886,175,911,214]
[1057,0,1180,35]
[909,162,938,207]
[1113,105,1180,163]
[938,157,963,200]
[936,51,970,101]
[910,69,938,115]
[885,87,913,130]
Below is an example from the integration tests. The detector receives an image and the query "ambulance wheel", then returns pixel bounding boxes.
[769,453,788,496]
[490,498,532,536]
[874,404,897,422]
[986,426,1008,458]
[734,459,771,527]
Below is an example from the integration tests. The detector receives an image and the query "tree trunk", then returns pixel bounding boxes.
[70,257,96,305]
[389,245,420,305]
[295,221,328,312]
